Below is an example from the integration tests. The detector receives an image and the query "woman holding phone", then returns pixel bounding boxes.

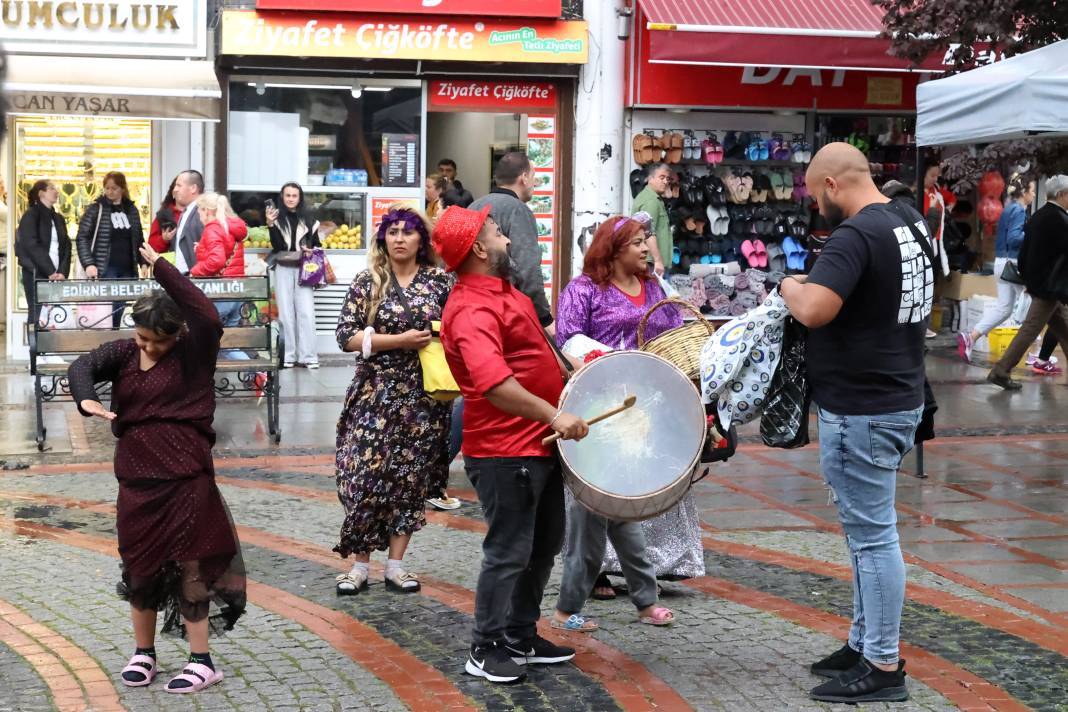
[267,182,321,369]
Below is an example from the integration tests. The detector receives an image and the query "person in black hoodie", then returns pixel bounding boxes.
[16,179,71,324]
[266,181,322,368]
[76,171,145,327]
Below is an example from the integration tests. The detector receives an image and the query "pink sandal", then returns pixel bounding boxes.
[165,663,223,694]
[120,654,158,687]
[639,607,675,627]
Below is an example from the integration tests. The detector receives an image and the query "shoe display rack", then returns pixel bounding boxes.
[632,128,813,317]
[816,115,918,187]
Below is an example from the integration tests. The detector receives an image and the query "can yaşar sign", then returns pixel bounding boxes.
[220,9,587,64]
[0,0,208,57]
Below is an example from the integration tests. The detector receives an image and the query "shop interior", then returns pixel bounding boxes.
[425,111,528,199]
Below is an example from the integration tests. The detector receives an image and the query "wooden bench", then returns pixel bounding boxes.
[30,276,282,451]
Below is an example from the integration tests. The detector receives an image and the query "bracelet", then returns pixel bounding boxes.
[361,326,375,359]
[548,410,563,428]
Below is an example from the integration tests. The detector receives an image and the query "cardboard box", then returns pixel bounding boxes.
[941,272,998,300]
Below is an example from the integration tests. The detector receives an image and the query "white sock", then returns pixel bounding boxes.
[385,559,403,576]
[349,561,369,577]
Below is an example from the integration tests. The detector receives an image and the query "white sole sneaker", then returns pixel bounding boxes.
[464,657,524,683]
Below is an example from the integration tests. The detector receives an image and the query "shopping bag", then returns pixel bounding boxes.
[298,248,326,288]
[419,320,461,401]
[759,316,811,449]
[323,254,337,284]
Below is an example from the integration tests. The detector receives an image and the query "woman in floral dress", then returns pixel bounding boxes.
[333,206,452,595]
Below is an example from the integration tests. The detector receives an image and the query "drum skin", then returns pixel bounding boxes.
[557,351,707,522]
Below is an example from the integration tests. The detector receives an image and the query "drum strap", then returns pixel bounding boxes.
[542,328,574,380]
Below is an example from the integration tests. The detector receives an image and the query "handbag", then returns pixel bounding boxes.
[390,275,460,401]
[75,204,103,279]
[759,316,812,449]
[1000,260,1024,285]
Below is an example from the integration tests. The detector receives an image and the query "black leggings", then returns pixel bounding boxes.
[1038,329,1058,361]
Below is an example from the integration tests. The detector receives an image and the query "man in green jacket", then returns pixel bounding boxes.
[632,163,672,276]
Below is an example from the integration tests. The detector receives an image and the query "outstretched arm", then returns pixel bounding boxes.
[141,244,222,344]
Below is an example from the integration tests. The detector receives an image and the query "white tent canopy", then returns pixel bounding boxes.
[916,39,1068,147]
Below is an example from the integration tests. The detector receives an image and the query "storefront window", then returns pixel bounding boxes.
[12,116,152,310]
[228,81,421,189]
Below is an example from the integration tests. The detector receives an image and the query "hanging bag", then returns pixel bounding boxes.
[1000,260,1024,285]
[390,274,460,401]
[298,248,327,287]
[759,315,811,448]
[75,204,103,280]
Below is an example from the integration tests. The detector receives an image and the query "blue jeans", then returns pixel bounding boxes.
[216,301,251,361]
[817,405,922,665]
[448,398,464,462]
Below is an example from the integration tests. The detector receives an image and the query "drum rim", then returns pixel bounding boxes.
[557,350,707,501]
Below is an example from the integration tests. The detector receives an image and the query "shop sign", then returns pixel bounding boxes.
[0,0,208,57]
[220,10,588,64]
[370,197,419,231]
[255,0,562,19]
[7,90,219,121]
[632,64,919,111]
[428,80,556,111]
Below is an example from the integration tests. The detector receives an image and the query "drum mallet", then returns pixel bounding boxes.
[542,395,638,446]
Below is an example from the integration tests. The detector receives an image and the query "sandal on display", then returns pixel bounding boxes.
[164,664,223,694]
[753,240,769,268]
[632,133,652,165]
[335,570,369,596]
[639,607,675,627]
[120,654,159,687]
[551,614,599,632]
[667,132,684,163]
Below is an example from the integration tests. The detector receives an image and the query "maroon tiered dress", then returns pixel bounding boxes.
[68,258,245,634]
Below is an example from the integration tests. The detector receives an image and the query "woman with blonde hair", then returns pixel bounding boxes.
[190,194,249,357]
[333,205,452,595]
[425,174,447,223]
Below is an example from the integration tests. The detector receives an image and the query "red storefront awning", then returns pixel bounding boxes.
[641,0,940,72]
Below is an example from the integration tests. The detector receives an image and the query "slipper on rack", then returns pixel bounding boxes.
[752,240,769,269]
[165,663,223,694]
[639,607,675,627]
[740,239,756,267]
[632,133,651,165]
[551,614,599,632]
[121,654,159,688]
[666,132,684,163]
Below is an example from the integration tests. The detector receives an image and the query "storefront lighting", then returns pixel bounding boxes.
[245,82,392,93]
[351,80,363,99]
[255,81,266,95]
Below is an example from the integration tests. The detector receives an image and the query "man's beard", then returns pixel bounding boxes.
[489,247,516,281]
[823,195,846,229]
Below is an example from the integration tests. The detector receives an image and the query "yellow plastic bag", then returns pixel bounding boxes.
[419,320,461,401]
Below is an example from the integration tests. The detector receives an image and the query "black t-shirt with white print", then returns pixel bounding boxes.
[805,201,933,415]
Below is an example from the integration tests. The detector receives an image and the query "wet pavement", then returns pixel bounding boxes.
[0,336,1066,711]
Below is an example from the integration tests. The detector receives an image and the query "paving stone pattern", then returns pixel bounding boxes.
[0,473,965,711]
[0,639,55,712]
[0,531,409,712]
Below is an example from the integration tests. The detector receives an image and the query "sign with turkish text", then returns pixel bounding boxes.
[220,10,588,64]
[370,197,420,232]
[35,277,268,303]
[427,80,556,111]
[381,133,419,187]
[255,0,562,18]
[7,90,219,121]
[0,0,208,57]
[632,63,919,111]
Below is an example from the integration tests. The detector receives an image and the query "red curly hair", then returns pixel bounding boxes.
[583,215,651,286]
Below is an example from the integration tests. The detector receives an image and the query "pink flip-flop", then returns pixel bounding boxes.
[120,654,158,687]
[165,663,223,694]
[639,607,675,626]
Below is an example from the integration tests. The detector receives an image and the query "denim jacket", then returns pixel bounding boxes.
[995,201,1027,259]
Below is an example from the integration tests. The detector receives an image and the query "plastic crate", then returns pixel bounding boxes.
[988,327,1020,361]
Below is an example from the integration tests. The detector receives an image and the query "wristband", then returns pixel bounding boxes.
[361,326,375,359]
[548,410,563,428]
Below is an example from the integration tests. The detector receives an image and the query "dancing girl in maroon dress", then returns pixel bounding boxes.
[68,243,246,694]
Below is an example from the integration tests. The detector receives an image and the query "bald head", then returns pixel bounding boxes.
[805,142,887,228]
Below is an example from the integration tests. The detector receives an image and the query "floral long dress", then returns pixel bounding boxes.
[334,266,453,558]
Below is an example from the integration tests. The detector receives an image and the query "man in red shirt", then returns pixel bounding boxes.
[435,205,589,684]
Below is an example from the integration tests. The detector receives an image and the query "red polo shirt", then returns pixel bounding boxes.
[441,272,565,458]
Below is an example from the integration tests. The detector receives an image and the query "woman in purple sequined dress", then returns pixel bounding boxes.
[551,216,700,630]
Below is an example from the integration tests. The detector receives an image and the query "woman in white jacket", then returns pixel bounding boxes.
[267,182,321,369]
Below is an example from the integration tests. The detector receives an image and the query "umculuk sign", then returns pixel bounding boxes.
[254,0,562,18]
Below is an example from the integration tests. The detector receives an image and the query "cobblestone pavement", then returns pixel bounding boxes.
[1,353,1066,710]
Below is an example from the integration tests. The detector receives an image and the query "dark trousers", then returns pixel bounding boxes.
[993,296,1068,377]
[1038,329,1058,361]
[103,264,136,328]
[448,398,464,462]
[21,270,42,326]
[465,456,564,646]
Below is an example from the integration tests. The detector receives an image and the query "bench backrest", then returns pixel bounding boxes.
[32,276,274,358]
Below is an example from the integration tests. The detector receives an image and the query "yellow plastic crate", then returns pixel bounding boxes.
[988,327,1020,361]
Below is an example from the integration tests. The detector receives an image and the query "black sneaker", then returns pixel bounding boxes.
[465,642,526,683]
[987,371,1023,391]
[810,659,909,703]
[810,643,862,678]
[504,634,575,665]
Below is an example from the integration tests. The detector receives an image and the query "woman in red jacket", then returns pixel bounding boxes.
[190,194,249,361]
[147,176,181,254]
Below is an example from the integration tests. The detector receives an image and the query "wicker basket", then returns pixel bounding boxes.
[637,298,716,381]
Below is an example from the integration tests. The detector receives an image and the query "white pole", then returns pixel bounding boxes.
[570,1,627,279]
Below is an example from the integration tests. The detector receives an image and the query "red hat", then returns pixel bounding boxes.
[432,204,492,272]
